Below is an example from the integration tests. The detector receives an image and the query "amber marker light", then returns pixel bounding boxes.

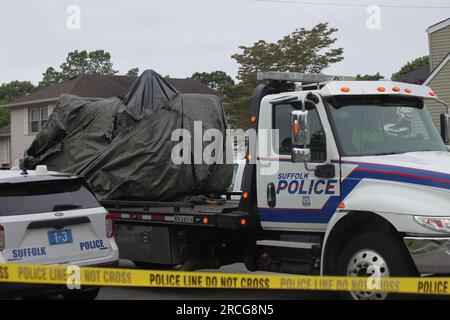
[243,192,249,199]
[250,115,257,123]
[392,87,400,92]
[429,90,436,97]
[377,87,386,92]
[404,88,412,94]
[293,121,299,135]
[341,87,350,93]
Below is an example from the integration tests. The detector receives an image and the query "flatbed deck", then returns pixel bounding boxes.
[101,199,240,214]
[100,198,255,230]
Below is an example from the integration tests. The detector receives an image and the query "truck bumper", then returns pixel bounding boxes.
[404,237,450,274]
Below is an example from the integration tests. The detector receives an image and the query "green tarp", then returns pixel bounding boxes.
[24,70,233,201]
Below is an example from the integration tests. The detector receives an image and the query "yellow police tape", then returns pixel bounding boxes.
[0,263,449,295]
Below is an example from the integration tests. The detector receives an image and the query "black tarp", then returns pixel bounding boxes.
[24,70,233,201]
[123,70,179,119]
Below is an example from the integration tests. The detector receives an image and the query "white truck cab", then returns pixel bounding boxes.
[240,73,450,299]
[103,72,450,301]
[0,166,119,299]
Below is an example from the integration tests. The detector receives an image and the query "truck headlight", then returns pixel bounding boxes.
[414,216,450,233]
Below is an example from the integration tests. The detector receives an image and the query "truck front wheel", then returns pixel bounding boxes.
[338,232,417,300]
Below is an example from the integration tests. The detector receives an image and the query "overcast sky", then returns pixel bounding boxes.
[0,0,449,84]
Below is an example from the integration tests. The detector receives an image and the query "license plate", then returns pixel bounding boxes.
[48,229,73,245]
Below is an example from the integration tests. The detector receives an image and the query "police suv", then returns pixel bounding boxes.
[0,166,119,299]
[103,72,450,300]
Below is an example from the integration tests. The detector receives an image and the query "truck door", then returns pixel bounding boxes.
[257,98,341,232]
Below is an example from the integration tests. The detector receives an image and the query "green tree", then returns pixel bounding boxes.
[38,50,119,88]
[0,110,8,129]
[232,23,344,83]
[221,81,254,129]
[127,67,140,77]
[0,80,36,127]
[38,67,62,89]
[356,72,385,80]
[190,71,235,90]
[225,23,344,129]
[391,56,429,81]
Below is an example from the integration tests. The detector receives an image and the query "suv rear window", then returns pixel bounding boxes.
[0,178,100,216]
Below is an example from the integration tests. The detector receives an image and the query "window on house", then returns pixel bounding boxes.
[0,137,10,164]
[29,107,49,134]
[40,108,48,128]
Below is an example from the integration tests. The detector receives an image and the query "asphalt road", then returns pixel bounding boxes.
[31,260,446,300]
[95,261,450,300]
[96,260,332,300]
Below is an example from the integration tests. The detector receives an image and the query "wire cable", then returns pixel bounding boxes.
[252,0,450,9]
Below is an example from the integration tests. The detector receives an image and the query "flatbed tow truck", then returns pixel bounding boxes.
[102,72,450,300]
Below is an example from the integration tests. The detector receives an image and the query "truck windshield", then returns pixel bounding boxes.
[325,95,446,156]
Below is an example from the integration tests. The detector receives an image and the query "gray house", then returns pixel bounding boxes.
[424,17,450,129]
[0,74,216,167]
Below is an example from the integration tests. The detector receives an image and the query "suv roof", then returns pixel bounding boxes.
[0,170,79,184]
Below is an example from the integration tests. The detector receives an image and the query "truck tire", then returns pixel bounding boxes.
[133,261,175,270]
[338,232,417,300]
[62,288,100,300]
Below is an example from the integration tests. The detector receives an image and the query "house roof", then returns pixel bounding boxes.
[0,124,11,137]
[2,74,216,109]
[397,63,430,85]
[424,52,450,85]
[427,17,450,34]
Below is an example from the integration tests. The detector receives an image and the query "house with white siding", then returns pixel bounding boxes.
[0,74,216,167]
[424,17,450,130]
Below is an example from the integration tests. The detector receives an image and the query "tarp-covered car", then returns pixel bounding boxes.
[24,70,233,201]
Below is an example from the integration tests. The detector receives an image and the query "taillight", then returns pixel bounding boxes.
[106,213,115,238]
[0,225,5,250]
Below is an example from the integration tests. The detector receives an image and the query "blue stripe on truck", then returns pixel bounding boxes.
[258,160,450,224]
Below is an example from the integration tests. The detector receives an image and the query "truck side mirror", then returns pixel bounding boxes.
[440,113,450,144]
[291,110,311,163]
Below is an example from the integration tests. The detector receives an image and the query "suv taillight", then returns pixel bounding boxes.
[0,225,5,250]
[106,213,115,238]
